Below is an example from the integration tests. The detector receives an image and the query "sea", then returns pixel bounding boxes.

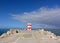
[0,28,60,36]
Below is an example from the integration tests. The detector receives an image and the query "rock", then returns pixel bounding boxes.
[0,29,20,38]
[0,33,8,38]
[9,29,19,34]
[8,29,20,34]
[38,29,57,39]
[0,29,60,43]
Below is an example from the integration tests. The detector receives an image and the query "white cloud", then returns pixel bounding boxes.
[11,7,60,28]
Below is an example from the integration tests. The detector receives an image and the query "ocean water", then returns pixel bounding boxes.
[0,29,10,35]
[0,29,60,36]
[45,29,60,36]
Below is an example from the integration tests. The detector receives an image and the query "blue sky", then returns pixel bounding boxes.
[0,0,60,29]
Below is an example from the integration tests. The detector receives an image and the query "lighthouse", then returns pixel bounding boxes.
[27,23,32,30]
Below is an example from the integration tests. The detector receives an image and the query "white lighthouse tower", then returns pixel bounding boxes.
[27,23,32,30]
